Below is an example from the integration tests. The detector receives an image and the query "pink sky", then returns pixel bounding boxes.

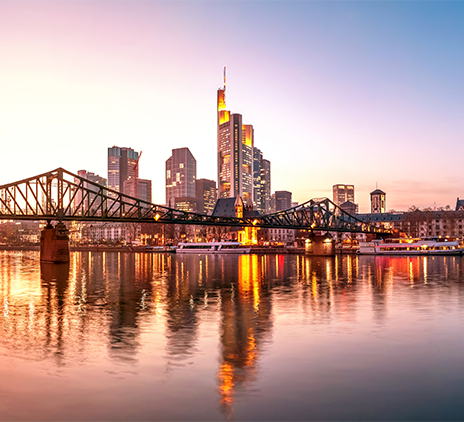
[0,1,463,212]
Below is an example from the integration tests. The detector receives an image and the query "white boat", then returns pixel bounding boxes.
[357,237,464,255]
[176,241,251,254]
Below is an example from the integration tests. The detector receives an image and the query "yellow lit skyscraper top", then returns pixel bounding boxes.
[217,68,253,201]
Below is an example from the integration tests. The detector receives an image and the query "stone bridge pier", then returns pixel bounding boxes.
[40,222,70,263]
[305,234,335,256]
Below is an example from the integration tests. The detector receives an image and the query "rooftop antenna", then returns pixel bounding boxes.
[223,66,226,91]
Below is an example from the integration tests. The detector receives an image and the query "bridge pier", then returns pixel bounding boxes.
[305,234,335,256]
[40,222,70,263]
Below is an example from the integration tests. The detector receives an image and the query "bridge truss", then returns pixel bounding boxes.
[0,168,388,234]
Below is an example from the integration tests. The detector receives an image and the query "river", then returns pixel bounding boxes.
[1,250,464,421]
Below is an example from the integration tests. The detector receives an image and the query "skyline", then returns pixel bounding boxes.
[0,1,463,212]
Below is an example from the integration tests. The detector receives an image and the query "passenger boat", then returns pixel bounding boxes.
[176,241,251,254]
[357,237,464,255]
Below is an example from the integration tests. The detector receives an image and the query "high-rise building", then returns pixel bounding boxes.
[196,179,216,215]
[166,148,197,208]
[108,146,139,193]
[371,189,386,213]
[123,178,152,203]
[253,149,272,214]
[217,69,254,202]
[253,148,263,212]
[74,170,107,215]
[261,159,271,213]
[275,191,292,211]
[333,184,355,206]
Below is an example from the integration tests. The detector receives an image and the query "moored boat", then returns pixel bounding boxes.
[357,237,464,255]
[176,241,251,254]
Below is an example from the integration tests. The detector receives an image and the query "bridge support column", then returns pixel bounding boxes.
[40,222,70,263]
[305,234,335,256]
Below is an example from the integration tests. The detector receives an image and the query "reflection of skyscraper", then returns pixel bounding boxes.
[108,146,139,193]
[217,69,254,202]
[166,148,197,209]
[217,255,273,418]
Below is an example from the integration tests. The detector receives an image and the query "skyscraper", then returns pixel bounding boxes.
[166,147,197,208]
[123,178,152,203]
[275,190,292,211]
[217,68,253,202]
[253,149,272,214]
[74,170,107,215]
[332,184,355,206]
[108,146,139,193]
[196,179,216,215]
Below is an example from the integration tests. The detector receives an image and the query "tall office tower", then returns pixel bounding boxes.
[74,170,107,214]
[217,68,254,202]
[108,146,139,193]
[166,147,197,208]
[196,179,216,215]
[123,179,152,203]
[253,148,263,211]
[261,159,271,213]
[275,190,292,211]
[253,149,272,214]
[332,184,355,206]
[371,189,386,213]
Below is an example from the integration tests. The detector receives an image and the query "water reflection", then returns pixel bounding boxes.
[1,251,464,420]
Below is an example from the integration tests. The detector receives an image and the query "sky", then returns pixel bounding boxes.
[0,0,463,212]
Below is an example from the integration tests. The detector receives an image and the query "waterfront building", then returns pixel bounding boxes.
[74,170,107,215]
[217,69,253,202]
[107,146,139,193]
[165,148,197,208]
[196,179,216,215]
[333,184,355,206]
[357,210,464,238]
[275,191,292,211]
[268,228,295,245]
[370,188,386,213]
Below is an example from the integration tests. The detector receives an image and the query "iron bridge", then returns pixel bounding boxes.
[0,168,389,234]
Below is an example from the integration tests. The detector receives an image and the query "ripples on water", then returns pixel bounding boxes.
[1,251,464,421]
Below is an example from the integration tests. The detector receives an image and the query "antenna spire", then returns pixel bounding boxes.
[223,66,226,91]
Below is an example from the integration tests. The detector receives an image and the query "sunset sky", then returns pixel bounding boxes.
[0,1,463,212]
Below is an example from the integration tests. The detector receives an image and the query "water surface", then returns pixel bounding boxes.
[1,251,464,421]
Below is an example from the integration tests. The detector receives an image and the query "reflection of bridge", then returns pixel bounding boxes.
[0,168,388,234]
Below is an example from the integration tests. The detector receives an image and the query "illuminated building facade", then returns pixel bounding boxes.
[370,188,386,213]
[196,178,216,215]
[166,147,196,208]
[217,69,254,202]
[261,159,271,213]
[107,146,139,193]
[253,149,272,214]
[332,184,355,206]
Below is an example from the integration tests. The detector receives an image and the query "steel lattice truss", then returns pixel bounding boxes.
[0,168,388,234]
